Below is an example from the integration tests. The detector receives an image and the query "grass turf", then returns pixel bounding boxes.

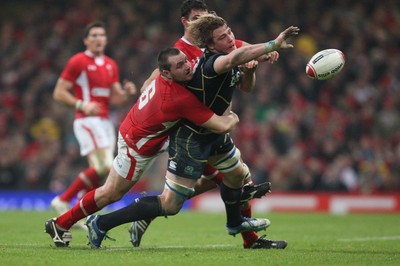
[0,211,399,265]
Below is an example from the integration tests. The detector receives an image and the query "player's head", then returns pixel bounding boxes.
[158,48,193,83]
[83,21,107,55]
[180,0,208,30]
[188,13,236,54]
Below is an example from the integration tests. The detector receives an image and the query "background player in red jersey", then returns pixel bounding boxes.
[130,0,279,249]
[44,47,239,247]
[50,21,137,228]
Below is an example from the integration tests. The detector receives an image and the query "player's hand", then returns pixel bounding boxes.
[123,80,137,96]
[82,102,101,115]
[257,51,280,64]
[265,51,279,64]
[274,26,300,49]
[240,60,258,74]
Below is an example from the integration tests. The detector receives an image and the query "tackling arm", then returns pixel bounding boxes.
[140,68,160,93]
[201,111,239,135]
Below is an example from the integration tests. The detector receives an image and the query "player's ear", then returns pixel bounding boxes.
[161,69,172,80]
[181,16,188,27]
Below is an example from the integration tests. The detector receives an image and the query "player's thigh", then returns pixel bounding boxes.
[100,166,135,198]
[167,127,211,179]
[73,117,116,156]
[208,135,245,187]
[87,147,114,173]
[113,133,160,182]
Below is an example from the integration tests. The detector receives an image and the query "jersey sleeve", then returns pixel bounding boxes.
[173,85,214,125]
[60,55,82,82]
[235,39,243,48]
[202,53,223,76]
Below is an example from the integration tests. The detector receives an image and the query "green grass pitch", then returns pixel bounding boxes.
[0,211,399,265]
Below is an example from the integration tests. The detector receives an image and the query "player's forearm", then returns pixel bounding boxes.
[227,44,270,70]
[141,68,159,93]
[238,72,256,93]
[207,112,239,134]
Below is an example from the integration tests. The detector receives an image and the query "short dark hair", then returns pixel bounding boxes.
[158,47,181,72]
[83,21,106,38]
[180,0,208,18]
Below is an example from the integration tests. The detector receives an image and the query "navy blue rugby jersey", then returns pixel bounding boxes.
[183,49,241,133]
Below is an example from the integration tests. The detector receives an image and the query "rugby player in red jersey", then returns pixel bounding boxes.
[50,21,137,228]
[44,47,239,247]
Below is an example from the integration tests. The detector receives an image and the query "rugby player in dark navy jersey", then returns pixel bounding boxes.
[85,13,298,249]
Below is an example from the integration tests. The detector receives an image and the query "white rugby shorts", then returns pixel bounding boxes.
[73,117,116,156]
[113,133,167,181]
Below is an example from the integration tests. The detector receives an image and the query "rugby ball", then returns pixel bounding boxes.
[306,49,345,80]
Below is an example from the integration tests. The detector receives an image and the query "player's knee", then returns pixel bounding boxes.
[160,178,195,215]
[93,165,111,178]
[98,185,124,204]
[90,150,114,177]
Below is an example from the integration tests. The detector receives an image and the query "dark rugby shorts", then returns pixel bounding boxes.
[167,126,234,179]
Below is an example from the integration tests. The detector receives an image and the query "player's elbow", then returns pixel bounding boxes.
[53,89,62,102]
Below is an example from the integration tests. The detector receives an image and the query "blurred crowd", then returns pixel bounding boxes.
[1,0,400,193]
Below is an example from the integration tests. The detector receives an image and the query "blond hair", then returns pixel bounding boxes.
[187,13,227,48]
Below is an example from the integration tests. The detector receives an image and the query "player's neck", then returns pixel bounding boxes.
[183,33,195,45]
[85,50,104,58]
[161,75,186,86]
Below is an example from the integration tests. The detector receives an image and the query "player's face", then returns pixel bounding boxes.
[84,27,107,55]
[209,25,236,54]
[168,52,193,83]
[187,9,208,22]
[182,9,208,28]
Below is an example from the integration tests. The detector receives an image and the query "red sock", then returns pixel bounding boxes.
[59,167,101,202]
[240,205,259,247]
[210,171,224,185]
[56,189,99,230]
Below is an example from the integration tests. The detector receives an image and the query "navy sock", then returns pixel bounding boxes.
[220,182,243,227]
[97,196,162,232]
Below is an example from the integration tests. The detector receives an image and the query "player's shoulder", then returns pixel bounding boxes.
[69,52,87,61]
[174,38,198,53]
[64,52,87,68]
[235,39,243,48]
[173,38,185,49]
[103,54,117,64]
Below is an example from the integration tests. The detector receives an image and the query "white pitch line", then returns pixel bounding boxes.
[157,244,235,249]
[100,244,236,251]
[338,236,400,242]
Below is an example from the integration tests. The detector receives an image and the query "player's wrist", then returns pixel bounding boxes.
[263,41,277,53]
[75,100,85,111]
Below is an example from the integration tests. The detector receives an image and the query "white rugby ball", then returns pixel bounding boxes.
[306,49,345,80]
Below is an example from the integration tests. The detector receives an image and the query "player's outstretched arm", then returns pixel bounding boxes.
[214,26,300,74]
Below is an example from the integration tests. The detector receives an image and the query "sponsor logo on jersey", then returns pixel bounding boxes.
[88,65,97,71]
[92,87,111,97]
